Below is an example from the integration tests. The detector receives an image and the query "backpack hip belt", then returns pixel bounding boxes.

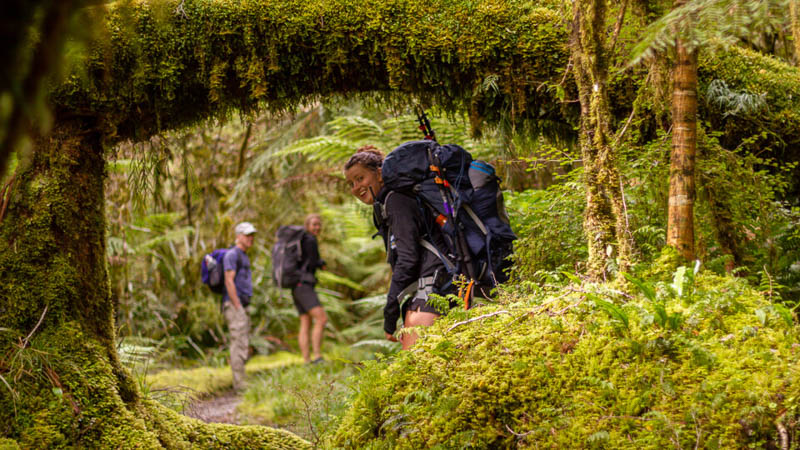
[397,275,437,309]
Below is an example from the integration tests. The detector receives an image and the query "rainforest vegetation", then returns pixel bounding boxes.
[1,0,800,448]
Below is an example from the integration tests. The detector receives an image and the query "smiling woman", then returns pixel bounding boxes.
[344,145,385,205]
[344,145,461,351]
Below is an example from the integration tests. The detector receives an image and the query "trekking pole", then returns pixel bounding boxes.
[416,107,437,142]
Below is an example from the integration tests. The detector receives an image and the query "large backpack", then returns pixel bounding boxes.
[378,140,516,306]
[271,225,308,288]
[202,247,234,294]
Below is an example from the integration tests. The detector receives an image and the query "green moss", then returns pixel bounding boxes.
[699,46,800,157]
[329,272,800,448]
[0,323,309,448]
[0,124,309,448]
[642,246,685,281]
[53,0,569,144]
[0,438,21,450]
[48,1,800,155]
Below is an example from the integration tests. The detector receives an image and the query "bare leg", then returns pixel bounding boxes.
[400,309,438,350]
[308,306,327,360]
[298,313,311,363]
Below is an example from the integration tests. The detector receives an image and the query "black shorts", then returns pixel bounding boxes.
[291,283,321,315]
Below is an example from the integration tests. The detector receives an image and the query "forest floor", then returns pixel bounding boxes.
[142,346,380,442]
[143,352,304,426]
[184,390,242,424]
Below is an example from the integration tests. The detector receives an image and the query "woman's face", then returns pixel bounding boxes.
[307,217,322,236]
[345,164,383,205]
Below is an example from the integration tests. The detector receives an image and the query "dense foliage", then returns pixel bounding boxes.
[2,0,800,448]
[330,268,800,448]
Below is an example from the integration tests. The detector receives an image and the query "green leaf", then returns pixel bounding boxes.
[589,294,629,330]
[316,270,367,292]
[672,266,687,298]
[622,272,656,302]
[561,271,582,285]
[771,304,795,327]
[653,302,667,328]
[755,308,767,326]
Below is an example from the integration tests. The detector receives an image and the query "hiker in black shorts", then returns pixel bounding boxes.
[344,146,455,350]
[291,213,328,364]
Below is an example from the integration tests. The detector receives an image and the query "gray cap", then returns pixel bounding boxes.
[235,222,257,235]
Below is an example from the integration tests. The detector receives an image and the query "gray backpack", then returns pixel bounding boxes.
[271,225,307,288]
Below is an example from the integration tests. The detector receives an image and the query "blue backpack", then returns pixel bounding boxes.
[378,140,516,306]
[201,247,234,294]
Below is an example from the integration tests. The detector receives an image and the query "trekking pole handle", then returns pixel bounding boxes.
[416,108,437,142]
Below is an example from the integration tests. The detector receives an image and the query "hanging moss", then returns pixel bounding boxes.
[329,273,800,448]
[52,0,571,143]
[47,0,800,155]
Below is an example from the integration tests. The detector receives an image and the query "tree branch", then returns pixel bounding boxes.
[447,310,509,332]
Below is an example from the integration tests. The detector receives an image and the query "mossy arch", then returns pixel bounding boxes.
[1,0,799,447]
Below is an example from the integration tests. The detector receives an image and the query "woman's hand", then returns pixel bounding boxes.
[385,332,398,342]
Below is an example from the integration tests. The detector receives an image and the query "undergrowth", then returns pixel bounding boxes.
[327,268,800,448]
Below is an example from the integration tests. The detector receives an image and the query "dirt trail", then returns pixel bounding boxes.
[184,391,242,424]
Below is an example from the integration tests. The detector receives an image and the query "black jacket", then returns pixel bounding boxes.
[374,187,449,334]
[299,233,325,284]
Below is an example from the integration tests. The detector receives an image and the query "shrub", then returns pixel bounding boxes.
[328,270,800,448]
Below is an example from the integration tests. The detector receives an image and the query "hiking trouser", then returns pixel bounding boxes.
[223,302,250,390]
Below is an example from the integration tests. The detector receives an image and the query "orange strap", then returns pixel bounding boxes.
[462,279,474,310]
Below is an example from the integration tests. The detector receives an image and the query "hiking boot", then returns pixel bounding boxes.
[310,357,324,365]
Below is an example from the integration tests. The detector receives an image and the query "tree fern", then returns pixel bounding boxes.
[631,0,790,64]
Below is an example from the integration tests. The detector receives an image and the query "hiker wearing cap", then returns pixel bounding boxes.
[223,221,256,390]
[344,147,455,350]
[292,213,328,364]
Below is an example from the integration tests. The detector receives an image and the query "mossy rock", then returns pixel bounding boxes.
[330,272,800,448]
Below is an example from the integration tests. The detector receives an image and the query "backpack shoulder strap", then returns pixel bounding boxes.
[372,191,395,241]
[381,191,395,222]
[420,239,455,273]
[462,204,488,235]
[230,245,242,273]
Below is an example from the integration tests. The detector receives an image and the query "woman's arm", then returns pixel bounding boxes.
[383,193,422,334]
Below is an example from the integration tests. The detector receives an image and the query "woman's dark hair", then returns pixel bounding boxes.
[344,145,384,172]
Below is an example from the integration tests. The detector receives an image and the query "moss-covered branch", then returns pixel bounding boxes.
[51,0,800,158]
[54,0,570,142]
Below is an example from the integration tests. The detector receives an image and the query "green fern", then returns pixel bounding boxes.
[631,0,790,65]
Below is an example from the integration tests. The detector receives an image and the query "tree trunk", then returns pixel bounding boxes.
[792,0,800,65]
[667,34,698,261]
[0,123,308,448]
[571,0,632,280]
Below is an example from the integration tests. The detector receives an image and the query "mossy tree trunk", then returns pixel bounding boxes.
[666,1,698,262]
[570,0,631,280]
[0,123,307,448]
[792,0,800,65]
